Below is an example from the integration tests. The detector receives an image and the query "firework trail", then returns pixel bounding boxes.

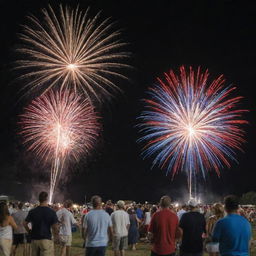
[20,89,99,203]
[16,5,130,101]
[138,66,247,199]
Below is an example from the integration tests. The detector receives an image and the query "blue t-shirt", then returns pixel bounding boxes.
[212,214,251,256]
[83,209,112,247]
[136,208,143,219]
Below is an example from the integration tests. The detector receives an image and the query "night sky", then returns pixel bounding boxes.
[0,0,255,203]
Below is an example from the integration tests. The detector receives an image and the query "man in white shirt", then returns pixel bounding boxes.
[57,200,77,256]
[111,201,130,256]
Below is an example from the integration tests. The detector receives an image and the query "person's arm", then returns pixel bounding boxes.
[23,210,32,233]
[126,214,130,231]
[212,220,221,242]
[82,215,87,240]
[51,212,60,243]
[8,216,18,230]
[175,216,182,240]
[52,223,60,243]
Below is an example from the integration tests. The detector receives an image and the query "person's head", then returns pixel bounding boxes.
[64,200,73,208]
[39,191,48,203]
[117,200,125,210]
[159,196,171,208]
[91,195,102,209]
[187,199,198,210]
[106,200,112,207]
[18,202,24,210]
[212,203,224,217]
[181,204,187,210]
[224,195,239,213]
[127,207,134,215]
[0,202,9,225]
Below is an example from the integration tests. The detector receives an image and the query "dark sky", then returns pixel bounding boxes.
[0,0,255,203]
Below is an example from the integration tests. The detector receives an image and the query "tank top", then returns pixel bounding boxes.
[0,225,12,239]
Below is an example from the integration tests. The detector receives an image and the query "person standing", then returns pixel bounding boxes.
[179,199,206,256]
[11,202,29,256]
[212,195,251,256]
[148,196,181,256]
[24,191,59,256]
[127,208,139,250]
[0,202,17,256]
[56,200,77,256]
[105,200,114,216]
[205,203,224,256]
[111,201,130,256]
[82,195,112,256]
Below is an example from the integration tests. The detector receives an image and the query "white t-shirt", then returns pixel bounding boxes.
[111,210,130,237]
[57,208,76,236]
[144,211,151,225]
[12,210,28,234]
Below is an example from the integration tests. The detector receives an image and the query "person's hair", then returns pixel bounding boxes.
[106,200,112,206]
[117,200,125,209]
[39,191,48,203]
[224,195,239,212]
[0,202,9,225]
[91,195,102,208]
[212,203,224,218]
[18,202,24,210]
[64,200,73,208]
[160,196,171,208]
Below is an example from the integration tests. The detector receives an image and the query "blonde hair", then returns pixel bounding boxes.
[212,203,224,218]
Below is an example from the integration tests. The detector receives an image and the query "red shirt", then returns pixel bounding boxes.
[148,208,178,255]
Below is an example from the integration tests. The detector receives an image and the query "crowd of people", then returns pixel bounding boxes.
[0,192,255,256]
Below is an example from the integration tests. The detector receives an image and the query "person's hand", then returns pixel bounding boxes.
[53,235,60,244]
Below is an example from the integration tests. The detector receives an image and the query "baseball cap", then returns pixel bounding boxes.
[188,198,198,207]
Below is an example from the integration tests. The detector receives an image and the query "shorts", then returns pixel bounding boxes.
[59,235,72,246]
[13,233,31,245]
[112,236,128,250]
[13,234,26,245]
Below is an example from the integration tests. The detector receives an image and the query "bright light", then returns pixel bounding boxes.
[187,125,196,137]
[67,63,77,70]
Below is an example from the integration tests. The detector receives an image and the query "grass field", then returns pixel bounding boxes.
[14,226,256,256]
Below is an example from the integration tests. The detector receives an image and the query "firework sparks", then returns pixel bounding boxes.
[20,89,99,203]
[138,66,247,198]
[16,5,130,101]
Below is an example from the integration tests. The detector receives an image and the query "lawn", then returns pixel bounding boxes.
[14,225,256,256]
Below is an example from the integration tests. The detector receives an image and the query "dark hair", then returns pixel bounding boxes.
[91,195,102,208]
[18,202,24,210]
[39,191,48,203]
[160,195,171,208]
[0,202,9,225]
[224,195,239,212]
[64,200,73,208]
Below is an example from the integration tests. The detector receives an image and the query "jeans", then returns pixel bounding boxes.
[151,251,176,256]
[85,246,106,256]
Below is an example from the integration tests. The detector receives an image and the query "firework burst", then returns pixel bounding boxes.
[20,89,99,203]
[138,66,247,198]
[16,5,130,101]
